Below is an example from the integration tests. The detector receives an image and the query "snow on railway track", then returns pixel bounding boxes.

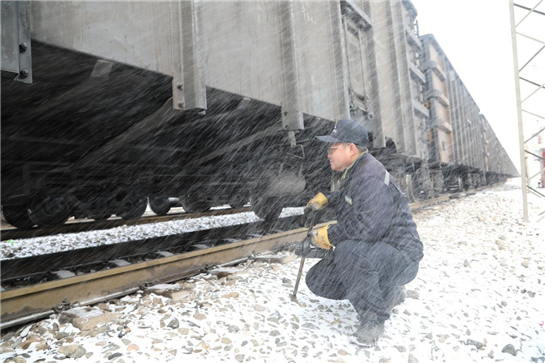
[0,208,305,260]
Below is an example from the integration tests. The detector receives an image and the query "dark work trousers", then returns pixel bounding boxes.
[305,239,419,323]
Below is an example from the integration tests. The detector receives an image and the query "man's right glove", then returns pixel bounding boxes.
[294,235,333,259]
[311,225,333,250]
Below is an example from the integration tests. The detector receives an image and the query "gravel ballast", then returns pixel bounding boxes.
[1,179,544,362]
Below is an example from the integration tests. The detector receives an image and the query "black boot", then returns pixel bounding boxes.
[354,319,385,346]
[356,311,377,322]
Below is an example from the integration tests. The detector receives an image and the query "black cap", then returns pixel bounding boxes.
[316,119,369,147]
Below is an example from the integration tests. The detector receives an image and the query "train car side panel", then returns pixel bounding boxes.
[201,2,287,111]
[30,1,176,76]
[293,1,345,122]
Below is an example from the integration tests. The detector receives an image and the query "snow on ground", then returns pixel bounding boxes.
[0,208,305,260]
[1,179,544,363]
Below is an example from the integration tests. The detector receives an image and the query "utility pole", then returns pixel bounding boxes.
[508,0,545,223]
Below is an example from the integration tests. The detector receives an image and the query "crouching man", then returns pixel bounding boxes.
[305,119,424,345]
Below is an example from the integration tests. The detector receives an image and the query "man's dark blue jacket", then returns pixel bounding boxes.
[325,153,423,262]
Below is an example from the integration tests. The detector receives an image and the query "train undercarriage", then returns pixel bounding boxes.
[2,41,509,230]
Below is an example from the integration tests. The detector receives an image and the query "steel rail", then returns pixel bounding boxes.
[0,223,326,329]
[0,217,300,281]
[1,207,252,241]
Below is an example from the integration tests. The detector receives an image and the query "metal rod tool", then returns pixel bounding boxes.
[290,213,316,302]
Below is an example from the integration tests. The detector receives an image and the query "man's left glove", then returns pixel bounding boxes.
[302,192,328,227]
[307,192,328,211]
[311,225,333,250]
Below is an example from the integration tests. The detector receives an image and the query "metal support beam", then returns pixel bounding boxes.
[515,0,544,25]
[171,0,207,112]
[514,2,545,16]
[509,0,545,223]
[362,1,385,148]
[279,1,304,131]
[329,1,351,120]
[525,150,545,162]
[384,0,407,153]
[1,1,32,83]
[341,0,372,30]
[519,45,544,72]
[525,127,545,144]
[520,77,545,89]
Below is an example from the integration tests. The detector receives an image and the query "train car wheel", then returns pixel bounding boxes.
[118,196,148,220]
[181,193,211,213]
[149,197,172,216]
[250,196,283,221]
[28,194,72,228]
[2,204,35,229]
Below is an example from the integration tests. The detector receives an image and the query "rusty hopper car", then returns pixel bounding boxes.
[420,34,518,192]
[1,1,517,229]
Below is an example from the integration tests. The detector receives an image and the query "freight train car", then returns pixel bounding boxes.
[2,1,338,228]
[481,115,520,183]
[1,1,517,230]
[420,34,518,192]
[362,0,433,201]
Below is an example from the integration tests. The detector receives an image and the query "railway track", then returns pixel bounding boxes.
[0,215,312,329]
[0,190,483,330]
[0,206,252,241]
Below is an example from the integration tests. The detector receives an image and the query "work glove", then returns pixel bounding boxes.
[302,192,328,227]
[307,192,328,211]
[294,235,333,259]
[311,225,333,250]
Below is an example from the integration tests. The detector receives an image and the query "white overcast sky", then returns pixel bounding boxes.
[410,0,529,171]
